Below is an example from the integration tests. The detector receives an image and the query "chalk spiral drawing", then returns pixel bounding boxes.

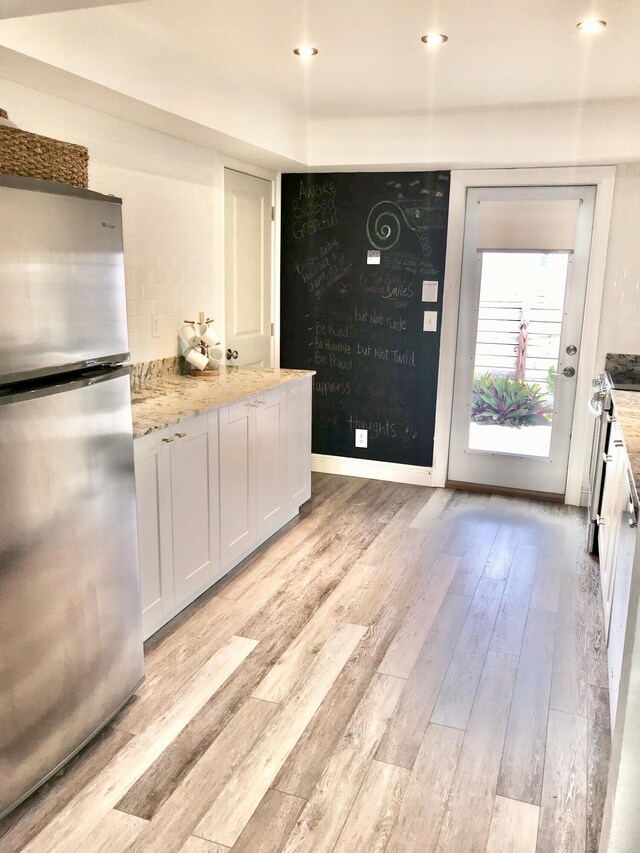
[366,199,441,253]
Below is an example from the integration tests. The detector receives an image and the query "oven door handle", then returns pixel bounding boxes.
[588,395,603,417]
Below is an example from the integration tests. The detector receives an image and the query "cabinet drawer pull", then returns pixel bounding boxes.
[162,437,174,443]
[175,432,187,438]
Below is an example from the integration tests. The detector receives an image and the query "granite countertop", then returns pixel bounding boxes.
[612,389,640,499]
[131,365,314,438]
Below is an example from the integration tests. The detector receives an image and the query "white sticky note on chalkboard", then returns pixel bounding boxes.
[367,250,381,265]
[423,311,438,332]
[422,281,438,302]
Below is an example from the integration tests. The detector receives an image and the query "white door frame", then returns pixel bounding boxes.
[213,155,277,366]
[432,166,616,505]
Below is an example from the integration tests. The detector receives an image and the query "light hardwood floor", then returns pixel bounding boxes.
[0,474,611,853]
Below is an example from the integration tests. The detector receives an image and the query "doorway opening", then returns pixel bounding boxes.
[447,185,596,496]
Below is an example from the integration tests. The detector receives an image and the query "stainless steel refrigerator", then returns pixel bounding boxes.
[0,174,144,819]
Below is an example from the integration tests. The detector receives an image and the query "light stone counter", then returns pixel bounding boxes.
[612,389,640,500]
[131,362,314,439]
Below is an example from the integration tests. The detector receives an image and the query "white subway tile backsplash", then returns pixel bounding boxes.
[127,315,151,333]
[150,299,169,315]
[127,301,147,317]
[125,285,143,301]
[143,286,161,301]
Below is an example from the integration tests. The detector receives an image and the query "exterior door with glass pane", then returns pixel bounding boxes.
[448,185,596,496]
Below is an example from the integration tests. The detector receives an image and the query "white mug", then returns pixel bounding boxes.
[207,347,224,366]
[185,348,209,370]
[180,324,201,347]
[200,324,221,347]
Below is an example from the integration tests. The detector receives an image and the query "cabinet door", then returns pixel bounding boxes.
[599,419,626,637]
[169,414,221,602]
[607,475,636,729]
[219,398,257,567]
[286,378,312,510]
[134,431,174,639]
[256,388,287,538]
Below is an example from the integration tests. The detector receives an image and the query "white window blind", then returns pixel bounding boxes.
[476,199,582,251]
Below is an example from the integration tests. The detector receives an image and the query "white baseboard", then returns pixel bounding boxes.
[312,453,433,486]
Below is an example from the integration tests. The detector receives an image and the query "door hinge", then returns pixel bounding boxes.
[271,322,275,336]
[271,206,275,221]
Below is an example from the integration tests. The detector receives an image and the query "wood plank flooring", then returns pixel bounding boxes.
[0,474,611,853]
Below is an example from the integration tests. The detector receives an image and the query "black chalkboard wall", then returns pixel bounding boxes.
[280,171,450,468]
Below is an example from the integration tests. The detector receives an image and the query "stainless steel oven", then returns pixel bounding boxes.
[587,373,614,553]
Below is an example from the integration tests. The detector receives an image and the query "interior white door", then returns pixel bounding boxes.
[224,168,273,367]
[448,185,596,496]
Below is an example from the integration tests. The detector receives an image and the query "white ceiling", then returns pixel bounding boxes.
[78,0,640,116]
[0,0,638,168]
[1,0,638,120]
[0,0,139,18]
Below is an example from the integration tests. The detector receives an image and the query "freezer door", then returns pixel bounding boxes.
[0,176,129,384]
[0,368,144,818]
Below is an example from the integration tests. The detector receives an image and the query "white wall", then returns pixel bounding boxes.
[0,5,307,164]
[597,163,640,363]
[3,77,639,369]
[308,99,640,169]
[0,80,220,363]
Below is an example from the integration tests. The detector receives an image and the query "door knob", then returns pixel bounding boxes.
[562,366,576,378]
[226,348,239,360]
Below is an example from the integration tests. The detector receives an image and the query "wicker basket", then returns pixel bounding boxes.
[0,109,88,189]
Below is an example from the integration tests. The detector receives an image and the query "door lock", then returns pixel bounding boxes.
[566,345,577,355]
[562,366,576,378]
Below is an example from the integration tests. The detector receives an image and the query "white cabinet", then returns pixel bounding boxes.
[134,412,220,639]
[596,412,640,728]
[256,387,288,538]
[599,418,628,637]
[134,431,173,637]
[607,480,637,729]
[168,414,220,602]
[286,377,312,511]
[134,379,312,639]
[219,397,257,567]
[219,386,289,565]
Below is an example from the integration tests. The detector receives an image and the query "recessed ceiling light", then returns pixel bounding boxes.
[421,33,448,46]
[577,19,607,33]
[293,45,318,59]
